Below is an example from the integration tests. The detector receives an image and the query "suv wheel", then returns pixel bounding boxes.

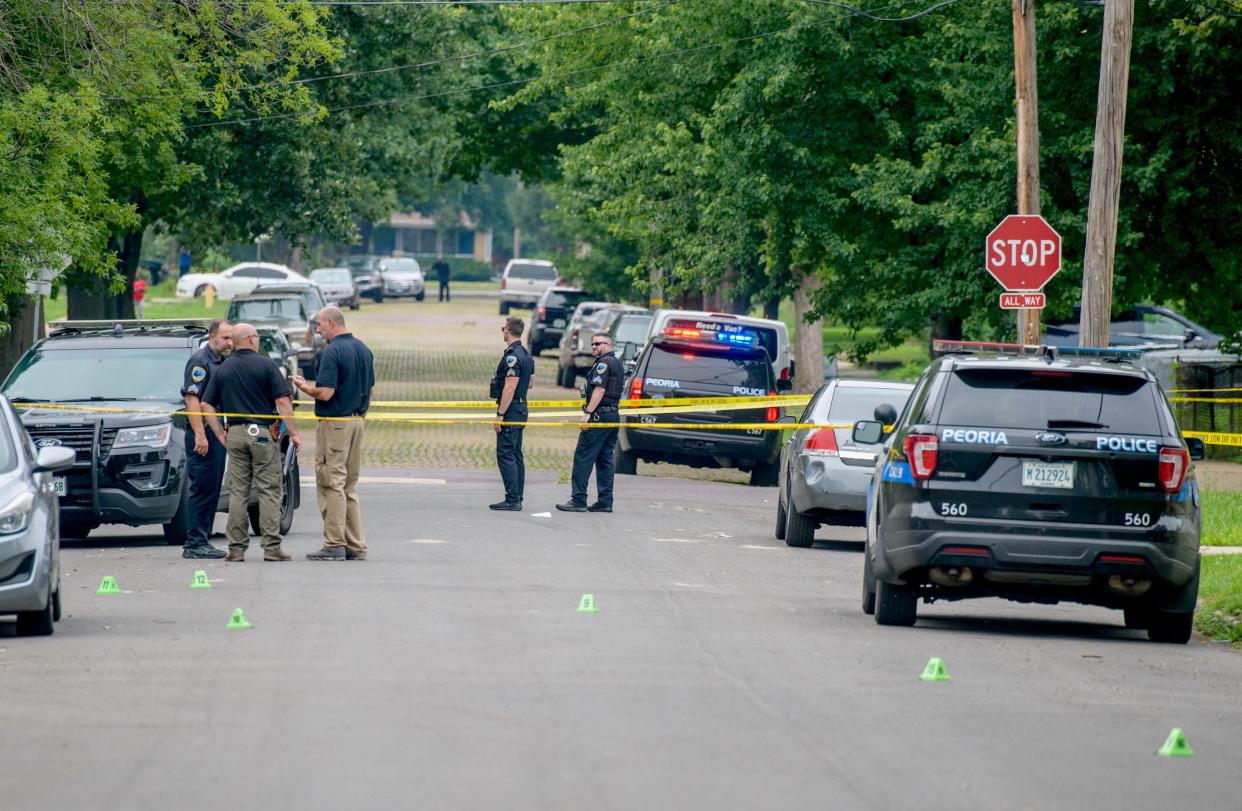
[861,549,877,615]
[529,338,542,356]
[162,481,192,545]
[874,579,918,626]
[1146,611,1194,644]
[15,589,55,636]
[616,448,638,475]
[785,503,815,548]
[749,460,779,487]
[60,519,96,539]
[774,484,787,540]
[499,302,510,315]
[415,291,425,301]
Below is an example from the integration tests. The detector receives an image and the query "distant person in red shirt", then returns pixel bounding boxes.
[134,274,148,318]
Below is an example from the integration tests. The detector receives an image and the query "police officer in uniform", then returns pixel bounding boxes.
[200,323,302,561]
[490,316,534,511]
[556,331,624,513]
[180,319,233,559]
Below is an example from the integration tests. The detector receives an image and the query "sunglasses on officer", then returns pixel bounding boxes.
[591,340,610,346]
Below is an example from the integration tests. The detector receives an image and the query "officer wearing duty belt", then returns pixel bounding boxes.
[490,316,534,511]
[556,331,624,513]
[180,319,233,559]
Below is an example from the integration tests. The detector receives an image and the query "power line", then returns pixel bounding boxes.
[797,0,960,22]
[289,1,664,5]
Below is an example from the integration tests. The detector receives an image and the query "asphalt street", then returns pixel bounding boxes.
[2,469,1240,810]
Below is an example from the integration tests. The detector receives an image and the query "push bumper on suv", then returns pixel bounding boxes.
[621,425,779,469]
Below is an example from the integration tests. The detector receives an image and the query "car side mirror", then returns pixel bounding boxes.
[873,403,898,425]
[621,343,638,361]
[1186,436,1206,461]
[776,378,793,392]
[775,415,797,425]
[283,347,300,359]
[623,360,637,374]
[35,446,76,472]
[853,420,884,445]
[1184,329,1198,342]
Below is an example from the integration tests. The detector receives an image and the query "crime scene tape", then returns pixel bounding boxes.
[1170,397,1242,404]
[1169,387,1242,394]
[359,395,813,409]
[1184,431,1242,448]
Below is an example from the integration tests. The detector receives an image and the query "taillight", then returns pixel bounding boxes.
[1158,446,1189,493]
[780,367,790,382]
[570,328,580,348]
[500,277,507,290]
[903,434,939,479]
[537,306,546,320]
[765,391,778,423]
[803,428,839,456]
[628,376,644,401]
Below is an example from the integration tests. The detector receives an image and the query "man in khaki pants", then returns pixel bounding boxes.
[292,306,375,561]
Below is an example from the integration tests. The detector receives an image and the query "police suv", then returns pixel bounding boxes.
[858,341,1204,643]
[618,316,786,486]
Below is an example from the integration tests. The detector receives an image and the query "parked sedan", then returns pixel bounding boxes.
[777,379,914,547]
[377,257,425,300]
[175,262,306,300]
[0,394,76,636]
[309,267,360,310]
[529,286,589,356]
[1044,304,1222,349]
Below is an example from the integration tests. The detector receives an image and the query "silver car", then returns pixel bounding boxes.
[777,379,914,547]
[0,395,75,636]
[309,267,360,310]
[378,257,426,300]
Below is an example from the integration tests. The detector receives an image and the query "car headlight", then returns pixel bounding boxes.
[113,423,172,450]
[0,491,35,535]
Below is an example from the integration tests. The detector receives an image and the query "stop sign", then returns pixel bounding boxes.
[985,215,1062,291]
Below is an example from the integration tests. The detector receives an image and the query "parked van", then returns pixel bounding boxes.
[646,310,793,390]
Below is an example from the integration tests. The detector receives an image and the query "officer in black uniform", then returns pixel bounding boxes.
[556,331,624,513]
[490,315,534,511]
[180,319,233,558]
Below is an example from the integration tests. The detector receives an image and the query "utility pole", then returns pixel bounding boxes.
[1012,0,1041,345]
[1079,0,1134,347]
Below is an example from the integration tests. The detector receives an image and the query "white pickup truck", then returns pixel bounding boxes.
[498,259,559,314]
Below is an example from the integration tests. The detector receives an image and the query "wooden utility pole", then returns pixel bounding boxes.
[1012,0,1042,345]
[1079,0,1134,347]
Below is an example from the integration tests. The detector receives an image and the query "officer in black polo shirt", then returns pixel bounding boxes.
[201,322,301,562]
[557,331,624,513]
[180,319,233,559]
[490,315,534,511]
[292,306,375,561]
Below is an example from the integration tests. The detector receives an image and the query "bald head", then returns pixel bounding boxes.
[314,306,347,341]
[231,322,259,349]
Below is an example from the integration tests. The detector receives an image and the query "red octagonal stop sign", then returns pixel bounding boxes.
[985,215,1062,291]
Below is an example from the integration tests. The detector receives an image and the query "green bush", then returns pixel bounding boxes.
[439,257,494,281]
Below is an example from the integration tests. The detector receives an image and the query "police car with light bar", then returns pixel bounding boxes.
[858,341,1204,643]
[618,316,786,486]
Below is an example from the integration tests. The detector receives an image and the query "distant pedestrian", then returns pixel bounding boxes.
[201,322,301,562]
[291,306,375,561]
[489,316,534,511]
[180,319,233,559]
[179,247,191,277]
[133,273,148,319]
[557,332,624,513]
[433,257,451,302]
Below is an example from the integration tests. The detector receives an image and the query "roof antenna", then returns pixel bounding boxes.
[1043,345,1057,364]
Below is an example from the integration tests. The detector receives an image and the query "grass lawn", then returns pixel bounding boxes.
[1196,556,1242,645]
[44,276,240,323]
[1201,490,1242,547]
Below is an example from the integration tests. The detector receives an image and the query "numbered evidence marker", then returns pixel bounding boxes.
[919,657,951,682]
[227,608,252,630]
[97,576,122,595]
[1157,728,1194,758]
[190,570,211,590]
[577,594,598,614]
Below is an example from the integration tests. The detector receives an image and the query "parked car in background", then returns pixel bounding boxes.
[610,311,654,366]
[175,262,305,300]
[499,259,560,314]
[377,257,425,300]
[1044,304,1222,349]
[528,286,590,356]
[256,326,300,383]
[226,291,322,377]
[647,310,794,390]
[0,393,75,636]
[309,267,360,310]
[776,379,914,547]
[345,255,384,302]
[557,303,648,387]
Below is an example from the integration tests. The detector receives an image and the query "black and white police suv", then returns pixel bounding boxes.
[857,341,1205,643]
[618,318,786,486]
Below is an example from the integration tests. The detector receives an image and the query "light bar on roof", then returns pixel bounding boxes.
[933,340,1040,355]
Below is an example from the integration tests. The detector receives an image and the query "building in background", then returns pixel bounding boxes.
[364,211,492,264]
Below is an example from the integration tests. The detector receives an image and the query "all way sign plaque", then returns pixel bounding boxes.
[999,292,1046,310]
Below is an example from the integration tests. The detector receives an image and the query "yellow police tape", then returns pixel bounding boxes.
[1170,387,1242,394]
[360,395,813,409]
[1184,431,1242,448]
[1170,397,1242,404]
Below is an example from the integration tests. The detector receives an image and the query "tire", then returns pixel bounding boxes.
[499,302,510,315]
[162,480,192,545]
[375,291,385,303]
[350,299,360,311]
[750,460,780,487]
[529,338,542,356]
[1147,611,1194,644]
[616,448,638,475]
[1123,608,1148,629]
[415,291,425,301]
[775,485,788,540]
[52,584,62,622]
[248,504,262,536]
[861,548,877,615]
[874,579,918,627]
[785,504,815,548]
[194,284,207,298]
[16,589,55,637]
[279,457,298,535]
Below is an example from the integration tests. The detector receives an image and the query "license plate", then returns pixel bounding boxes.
[553,319,566,328]
[52,477,67,497]
[1022,461,1075,489]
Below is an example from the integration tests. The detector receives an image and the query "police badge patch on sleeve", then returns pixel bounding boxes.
[191,366,207,382]
[595,362,607,373]
[506,355,517,367]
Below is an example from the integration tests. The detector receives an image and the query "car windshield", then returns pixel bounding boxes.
[230,298,306,323]
[4,348,190,402]
[311,270,350,285]
[645,344,772,389]
[816,386,913,424]
[614,315,652,344]
[940,369,1159,433]
[508,263,557,280]
[383,259,420,274]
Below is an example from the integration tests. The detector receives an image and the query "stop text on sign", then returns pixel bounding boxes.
[984,215,1062,292]
[989,239,1057,268]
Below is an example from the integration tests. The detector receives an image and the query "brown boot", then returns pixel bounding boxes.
[263,547,292,562]
[225,549,245,562]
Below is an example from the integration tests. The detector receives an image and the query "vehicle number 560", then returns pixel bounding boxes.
[1124,512,1152,527]
[940,502,967,517]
